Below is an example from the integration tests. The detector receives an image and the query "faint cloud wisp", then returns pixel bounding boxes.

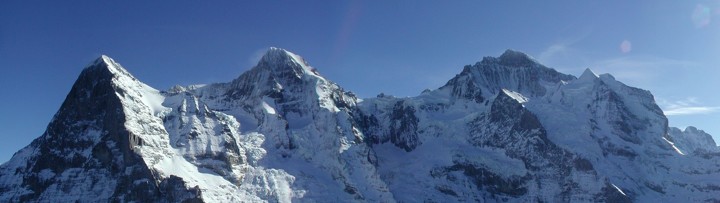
[590,55,696,86]
[665,107,720,115]
[658,97,720,116]
[247,48,268,68]
[537,28,592,63]
[538,44,570,63]
[537,36,592,72]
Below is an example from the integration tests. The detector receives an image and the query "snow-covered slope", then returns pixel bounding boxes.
[1,48,719,202]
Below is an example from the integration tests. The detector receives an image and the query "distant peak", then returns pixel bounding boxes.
[598,73,616,82]
[266,47,288,55]
[500,49,527,58]
[480,49,542,67]
[685,126,699,132]
[483,49,541,67]
[578,68,599,81]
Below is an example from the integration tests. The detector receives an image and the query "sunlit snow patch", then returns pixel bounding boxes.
[153,155,256,202]
[502,89,528,103]
[139,83,172,116]
[611,184,627,196]
[662,137,686,155]
[262,100,276,115]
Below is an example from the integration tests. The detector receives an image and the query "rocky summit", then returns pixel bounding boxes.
[1,48,719,202]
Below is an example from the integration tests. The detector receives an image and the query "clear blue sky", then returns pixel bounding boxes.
[2,1,719,163]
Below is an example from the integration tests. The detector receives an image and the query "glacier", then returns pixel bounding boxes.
[1,48,719,202]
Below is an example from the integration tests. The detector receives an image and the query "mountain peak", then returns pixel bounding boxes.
[85,55,135,80]
[447,49,574,98]
[89,54,112,65]
[89,55,114,68]
[496,49,540,67]
[260,47,293,62]
[259,47,308,69]
[577,68,599,82]
[255,47,320,78]
[226,47,330,101]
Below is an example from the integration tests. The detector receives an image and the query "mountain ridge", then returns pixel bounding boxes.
[2,47,719,202]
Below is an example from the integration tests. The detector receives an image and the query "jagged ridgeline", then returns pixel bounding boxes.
[1,48,719,202]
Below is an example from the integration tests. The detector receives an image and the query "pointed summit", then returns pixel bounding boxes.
[83,55,136,81]
[255,47,320,78]
[74,55,166,115]
[226,47,331,100]
[577,68,599,82]
[259,47,294,64]
[0,54,192,202]
[444,49,575,99]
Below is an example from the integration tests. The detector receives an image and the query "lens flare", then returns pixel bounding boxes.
[692,4,711,28]
[620,40,632,53]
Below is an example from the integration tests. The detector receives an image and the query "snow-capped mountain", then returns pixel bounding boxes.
[1,48,719,202]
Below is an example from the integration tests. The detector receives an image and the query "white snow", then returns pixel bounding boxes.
[611,184,627,196]
[502,89,528,103]
[261,100,276,115]
[37,169,55,181]
[284,49,319,77]
[153,155,256,202]
[663,137,686,155]
[139,83,171,116]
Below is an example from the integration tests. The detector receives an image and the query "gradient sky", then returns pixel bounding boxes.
[2,1,719,163]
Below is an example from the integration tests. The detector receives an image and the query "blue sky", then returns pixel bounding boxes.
[1,1,719,163]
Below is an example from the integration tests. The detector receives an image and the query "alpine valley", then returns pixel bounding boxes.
[1,48,719,202]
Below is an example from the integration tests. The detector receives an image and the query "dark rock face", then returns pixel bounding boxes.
[158,176,204,203]
[443,65,486,103]
[387,101,421,151]
[431,161,529,198]
[472,91,551,152]
[360,100,421,152]
[0,57,200,202]
[466,91,601,201]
